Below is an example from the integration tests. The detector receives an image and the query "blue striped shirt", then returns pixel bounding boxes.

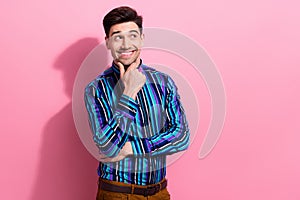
[84,62,190,185]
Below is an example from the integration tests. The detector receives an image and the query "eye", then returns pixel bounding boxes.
[113,35,123,41]
[130,33,138,39]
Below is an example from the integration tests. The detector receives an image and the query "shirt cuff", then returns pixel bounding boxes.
[116,94,139,120]
[131,138,152,155]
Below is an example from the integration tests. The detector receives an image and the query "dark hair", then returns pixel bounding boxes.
[103,6,143,37]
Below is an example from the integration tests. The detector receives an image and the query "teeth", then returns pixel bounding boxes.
[121,51,133,55]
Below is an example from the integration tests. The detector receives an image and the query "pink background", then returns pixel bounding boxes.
[1,0,300,199]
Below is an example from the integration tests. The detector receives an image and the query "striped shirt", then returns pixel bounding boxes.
[84,61,190,185]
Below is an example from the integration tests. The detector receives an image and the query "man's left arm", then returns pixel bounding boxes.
[130,76,190,156]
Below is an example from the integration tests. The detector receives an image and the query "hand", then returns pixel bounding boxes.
[99,142,133,163]
[117,60,146,99]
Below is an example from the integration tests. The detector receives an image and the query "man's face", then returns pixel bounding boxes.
[106,21,144,67]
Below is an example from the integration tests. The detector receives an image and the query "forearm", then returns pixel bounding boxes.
[130,122,190,156]
[85,86,139,157]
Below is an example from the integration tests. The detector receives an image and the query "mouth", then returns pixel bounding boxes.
[118,50,136,59]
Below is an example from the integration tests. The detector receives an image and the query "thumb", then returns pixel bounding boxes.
[127,59,139,72]
[117,62,125,79]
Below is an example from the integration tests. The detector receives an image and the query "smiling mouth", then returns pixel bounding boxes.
[121,51,133,56]
[118,50,136,58]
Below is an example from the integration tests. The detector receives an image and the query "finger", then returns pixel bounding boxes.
[100,157,115,163]
[99,152,109,159]
[99,153,115,162]
[99,155,107,159]
[126,59,139,72]
[117,62,125,79]
[101,155,125,163]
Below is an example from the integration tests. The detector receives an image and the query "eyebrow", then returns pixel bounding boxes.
[129,30,139,34]
[110,31,121,36]
[110,29,140,37]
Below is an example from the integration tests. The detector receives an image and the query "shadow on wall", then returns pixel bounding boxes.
[30,38,104,200]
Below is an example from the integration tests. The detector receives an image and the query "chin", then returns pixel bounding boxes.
[119,59,136,66]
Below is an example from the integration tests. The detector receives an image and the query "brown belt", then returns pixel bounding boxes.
[98,178,168,197]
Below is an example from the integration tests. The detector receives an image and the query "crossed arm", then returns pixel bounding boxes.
[84,62,190,162]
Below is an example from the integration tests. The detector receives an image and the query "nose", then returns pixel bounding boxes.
[121,37,130,49]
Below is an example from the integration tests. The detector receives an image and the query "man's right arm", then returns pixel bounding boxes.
[84,82,139,158]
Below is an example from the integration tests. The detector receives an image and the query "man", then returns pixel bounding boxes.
[84,6,190,200]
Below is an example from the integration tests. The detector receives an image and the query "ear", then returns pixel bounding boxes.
[140,33,145,46]
[105,36,110,49]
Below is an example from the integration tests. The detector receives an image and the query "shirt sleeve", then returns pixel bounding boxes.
[84,81,139,157]
[130,76,190,156]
